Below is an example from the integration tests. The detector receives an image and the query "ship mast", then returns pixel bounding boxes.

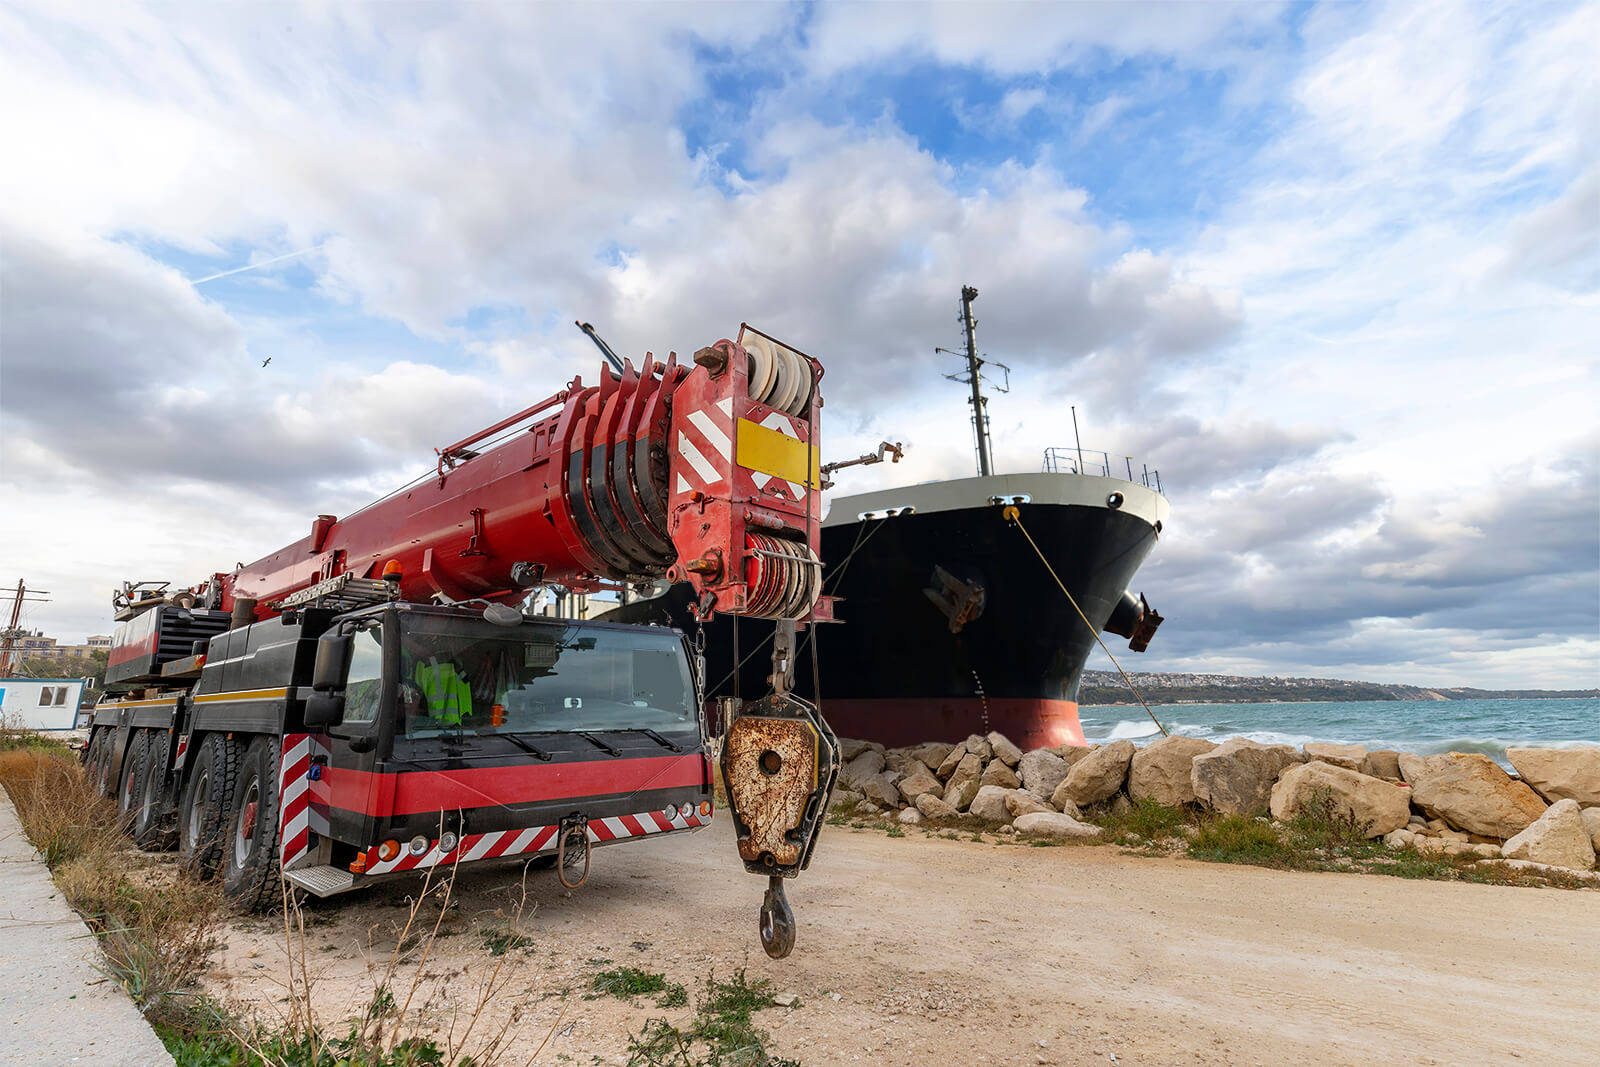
[960,286,992,476]
[939,285,1008,477]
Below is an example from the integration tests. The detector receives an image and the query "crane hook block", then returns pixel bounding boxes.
[722,692,840,878]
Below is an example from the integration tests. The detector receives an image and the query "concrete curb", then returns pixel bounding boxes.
[0,790,175,1066]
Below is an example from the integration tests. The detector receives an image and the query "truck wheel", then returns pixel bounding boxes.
[118,731,151,830]
[91,729,115,796]
[85,730,110,796]
[179,733,239,879]
[221,736,283,911]
[134,731,175,851]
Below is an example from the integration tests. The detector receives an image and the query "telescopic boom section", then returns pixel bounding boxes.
[214,326,826,622]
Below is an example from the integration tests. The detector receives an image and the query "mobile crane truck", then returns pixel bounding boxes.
[83,326,838,958]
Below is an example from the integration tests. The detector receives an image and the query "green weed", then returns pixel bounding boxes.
[1090,794,1192,843]
[480,928,531,956]
[1281,789,1375,852]
[623,967,798,1066]
[1187,813,1289,865]
[161,1025,459,1066]
[591,966,670,999]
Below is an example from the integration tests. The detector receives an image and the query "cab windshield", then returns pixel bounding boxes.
[398,618,696,739]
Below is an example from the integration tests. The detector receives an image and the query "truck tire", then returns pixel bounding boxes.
[220,736,284,912]
[134,731,176,851]
[118,730,151,829]
[179,733,240,879]
[85,729,112,796]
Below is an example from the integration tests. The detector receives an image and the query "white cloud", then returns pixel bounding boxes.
[1296,0,1482,162]
[803,1,1286,76]
[0,1,1592,692]
[1000,87,1047,122]
[1077,93,1131,142]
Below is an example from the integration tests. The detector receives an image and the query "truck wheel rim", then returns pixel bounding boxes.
[234,779,259,867]
[187,770,208,847]
[141,765,158,828]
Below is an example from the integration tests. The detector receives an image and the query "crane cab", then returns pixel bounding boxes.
[88,601,715,907]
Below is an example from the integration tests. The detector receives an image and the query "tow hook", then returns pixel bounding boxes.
[557,816,591,889]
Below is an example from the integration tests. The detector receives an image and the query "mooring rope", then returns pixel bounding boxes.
[1003,505,1168,738]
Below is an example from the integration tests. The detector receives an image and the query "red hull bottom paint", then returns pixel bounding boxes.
[818,698,1084,751]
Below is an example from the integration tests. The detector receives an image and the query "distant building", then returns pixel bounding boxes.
[0,676,89,731]
[1,630,110,663]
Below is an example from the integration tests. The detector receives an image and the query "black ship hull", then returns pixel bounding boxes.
[609,472,1167,751]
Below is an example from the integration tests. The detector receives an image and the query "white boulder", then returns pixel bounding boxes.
[1399,752,1547,838]
[968,785,1013,823]
[1059,740,1135,806]
[1018,748,1073,801]
[1501,798,1596,871]
[1268,762,1412,837]
[840,749,887,791]
[1013,812,1104,840]
[1303,743,1367,771]
[1506,747,1600,808]
[986,732,1023,767]
[1128,735,1216,807]
[1005,789,1055,819]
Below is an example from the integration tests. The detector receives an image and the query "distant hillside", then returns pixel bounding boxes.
[1078,670,1599,705]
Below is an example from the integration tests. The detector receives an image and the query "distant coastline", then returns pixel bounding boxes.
[1079,671,1598,706]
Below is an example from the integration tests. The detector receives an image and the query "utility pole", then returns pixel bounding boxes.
[0,579,52,675]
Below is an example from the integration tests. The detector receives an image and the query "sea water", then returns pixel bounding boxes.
[1079,697,1599,768]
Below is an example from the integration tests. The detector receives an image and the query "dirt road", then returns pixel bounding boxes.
[209,821,1599,1066]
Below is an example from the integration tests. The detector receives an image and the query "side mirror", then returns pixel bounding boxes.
[312,634,353,691]
[304,691,345,727]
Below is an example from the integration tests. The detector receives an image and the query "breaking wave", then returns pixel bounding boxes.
[1076,697,1598,769]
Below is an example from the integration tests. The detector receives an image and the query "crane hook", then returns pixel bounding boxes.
[758,875,796,959]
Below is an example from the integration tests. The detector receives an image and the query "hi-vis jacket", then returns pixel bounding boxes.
[413,659,472,724]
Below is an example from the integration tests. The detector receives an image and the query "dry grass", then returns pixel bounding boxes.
[0,744,223,1020]
[201,864,550,1067]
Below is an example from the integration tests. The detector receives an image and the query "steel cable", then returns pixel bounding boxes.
[1003,506,1168,738]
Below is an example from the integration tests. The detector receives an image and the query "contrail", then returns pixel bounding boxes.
[190,245,322,285]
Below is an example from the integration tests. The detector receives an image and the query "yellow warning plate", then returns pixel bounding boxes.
[736,418,821,488]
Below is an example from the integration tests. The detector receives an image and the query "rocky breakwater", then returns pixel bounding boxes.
[828,733,1600,875]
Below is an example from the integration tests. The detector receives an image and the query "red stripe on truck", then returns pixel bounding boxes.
[108,629,158,668]
[324,753,709,818]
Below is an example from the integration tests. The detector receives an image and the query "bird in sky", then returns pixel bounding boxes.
[260,357,271,367]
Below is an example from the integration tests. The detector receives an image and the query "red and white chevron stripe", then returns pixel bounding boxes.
[674,396,734,495]
[361,806,712,877]
[279,733,332,870]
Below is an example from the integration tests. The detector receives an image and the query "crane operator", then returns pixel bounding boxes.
[412,655,472,726]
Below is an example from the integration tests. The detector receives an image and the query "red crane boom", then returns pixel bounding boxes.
[210,325,826,624]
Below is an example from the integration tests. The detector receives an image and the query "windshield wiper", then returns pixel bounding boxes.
[575,731,622,757]
[632,728,682,753]
[500,733,553,761]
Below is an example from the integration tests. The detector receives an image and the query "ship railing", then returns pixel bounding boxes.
[1042,448,1162,494]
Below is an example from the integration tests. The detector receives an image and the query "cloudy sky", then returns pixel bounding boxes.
[1,1,1595,689]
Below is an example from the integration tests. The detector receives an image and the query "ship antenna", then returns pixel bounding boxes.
[1071,405,1084,475]
[938,285,1009,477]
